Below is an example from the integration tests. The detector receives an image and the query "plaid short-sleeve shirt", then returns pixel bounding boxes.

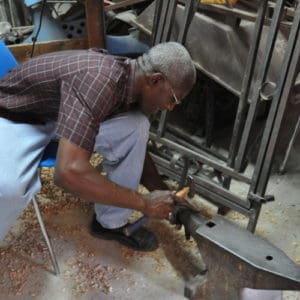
[0,48,136,152]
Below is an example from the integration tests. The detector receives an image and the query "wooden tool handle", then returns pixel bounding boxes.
[123,187,189,236]
[176,187,190,198]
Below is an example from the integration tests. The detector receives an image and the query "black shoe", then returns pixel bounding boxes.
[90,215,159,252]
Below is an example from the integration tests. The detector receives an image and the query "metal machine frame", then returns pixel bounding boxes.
[133,2,300,297]
[134,0,300,232]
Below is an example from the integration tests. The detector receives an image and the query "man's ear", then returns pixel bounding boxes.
[147,73,164,86]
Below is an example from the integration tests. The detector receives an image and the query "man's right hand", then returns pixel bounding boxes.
[142,190,175,219]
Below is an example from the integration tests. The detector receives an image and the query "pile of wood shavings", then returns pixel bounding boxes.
[64,256,125,295]
[0,153,204,297]
[119,218,205,278]
[0,222,50,297]
[37,172,125,296]
[0,154,124,298]
[149,220,205,276]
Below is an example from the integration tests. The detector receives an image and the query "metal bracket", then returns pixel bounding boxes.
[248,192,275,204]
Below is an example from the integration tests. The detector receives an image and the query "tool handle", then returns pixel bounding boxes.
[123,188,190,236]
[123,216,149,236]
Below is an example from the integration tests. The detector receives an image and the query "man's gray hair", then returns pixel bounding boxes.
[137,42,196,95]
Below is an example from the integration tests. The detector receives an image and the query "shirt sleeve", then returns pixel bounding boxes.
[54,80,95,152]
[56,61,121,153]
[55,74,117,152]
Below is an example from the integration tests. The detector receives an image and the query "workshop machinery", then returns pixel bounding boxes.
[132,0,300,298]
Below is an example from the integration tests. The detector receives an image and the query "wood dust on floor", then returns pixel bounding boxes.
[0,166,203,300]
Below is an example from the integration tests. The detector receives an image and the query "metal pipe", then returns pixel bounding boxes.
[163,125,228,161]
[234,0,286,172]
[150,133,252,184]
[252,3,300,195]
[151,153,252,214]
[151,0,163,45]
[178,0,199,44]
[162,0,178,42]
[8,0,15,27]
[32,197,60,275]
[226,0,268,170]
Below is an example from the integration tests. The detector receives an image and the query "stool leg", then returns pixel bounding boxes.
[32,196,60,275]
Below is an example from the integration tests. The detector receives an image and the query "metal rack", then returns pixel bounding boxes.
[140,0,300,232]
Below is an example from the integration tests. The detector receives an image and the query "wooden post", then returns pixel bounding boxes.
[85,0,106,49]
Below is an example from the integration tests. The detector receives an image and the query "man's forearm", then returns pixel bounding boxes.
[54,161,147,213]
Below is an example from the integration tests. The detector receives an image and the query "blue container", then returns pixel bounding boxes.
[0,40,18,78]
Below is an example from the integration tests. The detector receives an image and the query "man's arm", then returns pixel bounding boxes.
[141,152,169,191]
[54,138,173,219]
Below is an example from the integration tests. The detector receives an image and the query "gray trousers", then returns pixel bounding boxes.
[0,111,150,239]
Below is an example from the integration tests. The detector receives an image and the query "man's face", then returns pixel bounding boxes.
[140,73,184,116]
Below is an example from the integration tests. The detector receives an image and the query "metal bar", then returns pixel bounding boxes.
[193,181,251,214]
[151,153,252,214]
[151,0,163,45]
[150,133,252,184]
[152,153,183,181]
[156,0,177,137]
[154,0,171,45]
[156,0,197,137]
[32,196,60,275]
[234,0,286,172]
[163,129,227,161]
[226,0,268,169]
[162,0,178,42]
[253,4,300,195]
[193,173,250,208]
[177,0,293,30]
[178,0,199,44]
[246,202,261,232]
[179,157,190,189]
[157,111,168,138]
[222,0,267,191]
[8,0,16,27]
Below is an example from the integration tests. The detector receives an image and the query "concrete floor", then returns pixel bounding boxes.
[0,119,299,299]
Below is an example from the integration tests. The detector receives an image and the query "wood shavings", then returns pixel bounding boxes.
[64,255,124,295]
[227,212,247,221]
[119,219,205,278]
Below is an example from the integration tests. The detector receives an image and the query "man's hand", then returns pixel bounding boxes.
[142,190,175,219]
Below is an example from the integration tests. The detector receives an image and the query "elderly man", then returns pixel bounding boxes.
[0,42,196,251]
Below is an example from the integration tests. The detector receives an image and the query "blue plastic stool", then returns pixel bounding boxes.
[0,40,59,275]
[39,140,58,167]
[0,40,18,77]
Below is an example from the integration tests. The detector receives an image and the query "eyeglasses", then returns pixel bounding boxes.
[162,75,181,106]
[169,85,181,106]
